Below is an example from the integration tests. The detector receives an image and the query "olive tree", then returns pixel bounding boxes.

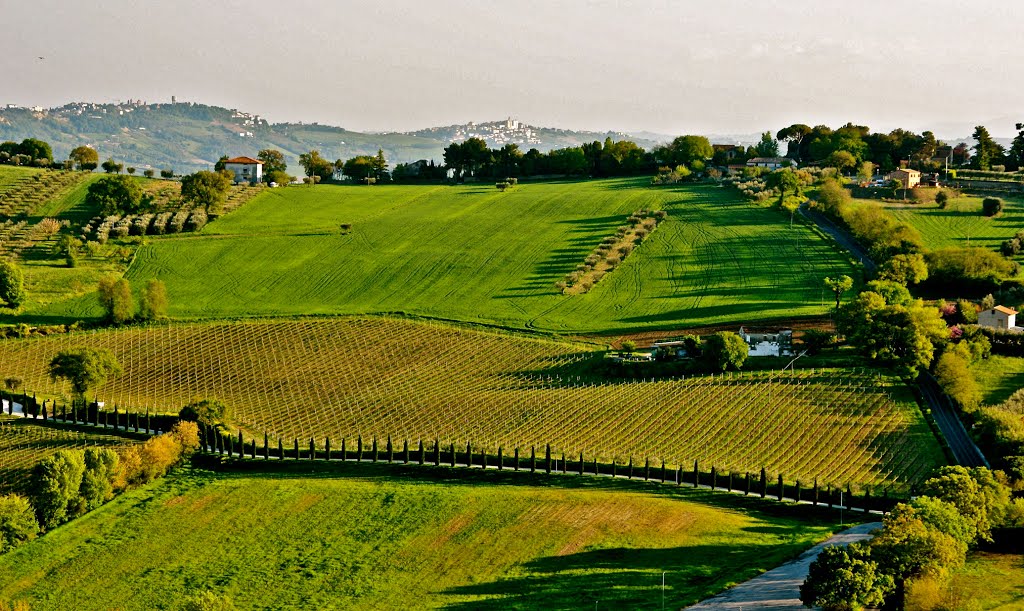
[47,347,122,399]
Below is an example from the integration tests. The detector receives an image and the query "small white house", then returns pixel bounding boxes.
[979,306,1019,331]
[223,156,263,185]
[746,157,791,170]
[739,327,793,357]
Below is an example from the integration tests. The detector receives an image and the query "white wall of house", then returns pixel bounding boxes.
[979,308,1016,330]
[224,162,262,184]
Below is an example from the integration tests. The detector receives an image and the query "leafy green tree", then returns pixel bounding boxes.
[776,124,812,161]
[703,332,748,371]
[85,175,144,215]
[836,291,947,376]
[181,170,233,214]
[298,150,334,182]
[213,155,229,172]
[753,131,779,157]
[139,279,168,320]
[100,158,123,174]
[257,149,287,176]
[857,161,875,184]
[800,542,893,611]
[179,398,232,428]
[98,275,134,323]
[920,466,1010,543]
[48,347,122,399]
[1011,122,1024,171]
[971,125,1004,171]
[31,450,86,529]
[68,145,99,171]
[892,498,974,548]
[0,260,26,308]
[878,253,928,285]
[79,448,119,511]
[824,275,853,310]
[0,494,39,553]
[143,169,155,178]
[160,169,174,179]
[827,150,857,175]
[372,148,388,179]
[341,156,376,181]
[16,138,53,163]
[864,280,912,306]
[935,189,949,208]
[870,511,966,605]
[982,197,1003,217]
[814,179,851,217]
[655,135,713,167]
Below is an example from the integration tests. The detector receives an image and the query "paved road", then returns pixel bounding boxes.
[918,372,989,468]
[798,204,877,273]
[685,522,882,610]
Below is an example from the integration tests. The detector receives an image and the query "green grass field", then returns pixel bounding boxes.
[972,355,1024,406]
[941,552,1024,609]
[0,417,139,496]
[0,318,945,490]
[880,194,1024,254]
[29,179,854,333]
[0,464,840,610]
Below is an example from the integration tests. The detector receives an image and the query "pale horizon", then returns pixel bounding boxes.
[3,0,1023,139]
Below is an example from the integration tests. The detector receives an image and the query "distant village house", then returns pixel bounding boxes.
[739,327,793,357]
[885,168,921,189]
[746,157,790,170]
[223,156,263,185]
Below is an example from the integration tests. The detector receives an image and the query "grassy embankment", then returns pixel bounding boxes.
[0,463,843,610]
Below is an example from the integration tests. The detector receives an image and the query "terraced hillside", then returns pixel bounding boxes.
[0,466,838,610]
[0,417,139,495]
[35,179,855,333]
[0,318,945,490]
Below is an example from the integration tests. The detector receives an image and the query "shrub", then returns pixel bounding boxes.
[0,494,39,553]
[935,190,949,208]
[703,332,748,371]
[143,169,155,178]
[160,169,173,179]
[800,542,892,610]
[982,197,1003,217]
[168,210,188,234]
[0,260,26,308]
[79,448,119,512]
[149,212,173,235]
[185,209,208,232]
[130,215,152,236]
[31,450,86,529]
[139,279,168,320]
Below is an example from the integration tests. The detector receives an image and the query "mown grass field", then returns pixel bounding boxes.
[31,179,855,333]
[972,355,1024,406]
[0,416,138,496]
[0,318,945,490]
[941,551,1024,609]
[880,193,1024,254]
[0,464,840,610]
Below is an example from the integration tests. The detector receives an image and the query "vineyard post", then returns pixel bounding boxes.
[325,437,331,461]
[309,438,315,461]
[514,447,519,471]
[545,444,551,475]
[403,439,409,464]
[693,460,699,488]
[449,443,456,468]
[387,436,394,463]
[419,439,425,465]
[530,446,536,473]
[760,468,767,498]
[293,438,299,460]
[357,436,363,462]
[278,439,284,460]
[372,437,378,463]
[777,474,784,501]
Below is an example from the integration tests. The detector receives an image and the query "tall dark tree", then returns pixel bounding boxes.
[971,125,1004,171]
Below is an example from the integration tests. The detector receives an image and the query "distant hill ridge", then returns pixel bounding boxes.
[0,100,672,174]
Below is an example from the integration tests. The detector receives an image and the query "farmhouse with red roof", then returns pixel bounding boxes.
[223,156,263,185]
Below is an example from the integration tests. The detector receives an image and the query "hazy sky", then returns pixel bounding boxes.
[3,0,1022,137]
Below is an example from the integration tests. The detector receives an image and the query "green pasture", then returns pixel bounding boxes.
[31,179,853,333]
[972,355,1024,406]
[0,464,839,610]
[879,194,1024,254]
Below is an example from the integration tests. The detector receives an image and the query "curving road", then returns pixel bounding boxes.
[685,522,882,610]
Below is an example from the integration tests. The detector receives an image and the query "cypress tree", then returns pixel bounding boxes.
[325,437,332,461]
[264,432,270,460]
[677,466,683,486]
[693,460,699,488]
[309,438,315,460]
[661,460,667,483]
[434,440,440,466]
[387,436,393,463]
[226,433,233,458]
[293,438,299,460]
[864,487,872,513]
[372,437,378,463]
[777,474,784,501]
[530,446,536,473]
[514,447,520,471]
[760,468,767,498]
[561,452,567,474]
[357,435,363,462]
[278,438,284,460]
[250,437,256,459]
[111,406,117,429]
[342,438,347,461]
[480,447,487,470]
[644,458,650,481]
[498,446,504,470]
[466,441,472,468]
[579,452,585,476]
[94,404,99,427]
[796,480,802,504]
[238,431,244,456]
[418,439,425,465]
[827,485,833,508]
[449,443,456,468]
[728,471,734,492]
[545,444,551,474]
[41,403,48,421]
[146,408,151,433]
[627,457,633,480]
[746,472,752,496]
[403,439,409,464]
[611,459,617,478]
[593,457,598,477]
[61,403,67,423]
[710,466,717,490]
[813,478,819,506]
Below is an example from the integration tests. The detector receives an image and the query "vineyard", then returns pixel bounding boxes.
[0,317,945,491]
[0,416,138,495]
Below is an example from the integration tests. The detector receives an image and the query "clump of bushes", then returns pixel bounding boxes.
[983,197,1004,217]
